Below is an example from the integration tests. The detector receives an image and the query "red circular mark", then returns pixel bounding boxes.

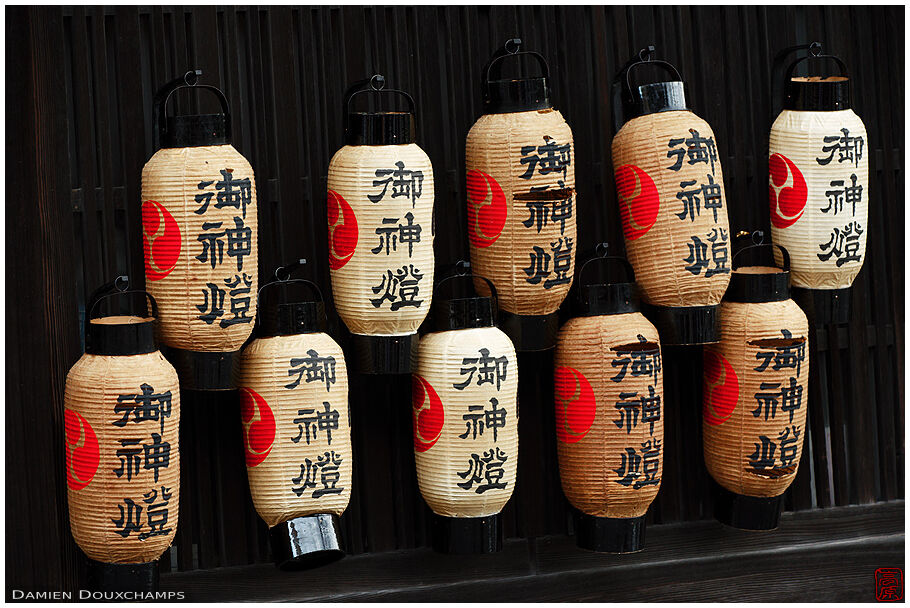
[615,164,660,241]
[466,170,507,248]
[240,388,276,467]
[142,200,182,281]
[553,366,597,443]
[768,153,808,229]
[703,350,740,426]
[64,409,99,490]
[412,374,444,452]
[327,190,358,270]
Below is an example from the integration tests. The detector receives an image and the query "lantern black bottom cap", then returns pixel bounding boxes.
[574,512,646,553]
[791,286,852,325]
[349,333,417,375]
[270,513,345,571]
[713,482,785,531]
[431,513,503,554]
[643,304,718,345]
[85,558,159,593]
[163,347,239,391]
[497,310,559,352]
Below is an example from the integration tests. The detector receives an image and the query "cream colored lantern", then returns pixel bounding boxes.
[65,278,180,591]
[413,270,518,553]
[611,47,732,344]
[141,70,258,390]
[327,75,435,374]
[703,238,809,529]
[466,38,576,351]
[238,262,351,569]
[769,42,868,323]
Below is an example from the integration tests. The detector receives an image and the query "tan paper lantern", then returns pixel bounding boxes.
[64,277,180,591]
[554,251,663,553]
[141,69,258,390]
[702,239,809,530]
[412,270,518,553]
[327,74,435,374]
[769,42,868,323]
[466,39,576,352]
[238,262,351,569]
[611,47,732,345]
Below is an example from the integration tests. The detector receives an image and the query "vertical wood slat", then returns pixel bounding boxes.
[5,7,904,591]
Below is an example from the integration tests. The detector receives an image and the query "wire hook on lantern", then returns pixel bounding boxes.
[273,258,307,282]
[369,74,386,91]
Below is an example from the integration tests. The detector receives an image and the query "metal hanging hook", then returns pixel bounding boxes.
[638,45,656,62]
[274,258,307,282]
[113,275,130,292]
[809,41,823,57]
[594,242,610,257]
[182,69,201,86]
[454,259,471,275]
[370,74,386,91]
[504,38,521,54]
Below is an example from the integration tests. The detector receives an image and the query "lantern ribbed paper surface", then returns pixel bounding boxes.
[612,110,731,308]
[555,314,663,520]
[239,333,350,527]
[327,143,435,336]
[466,109,576,317]
[413,326,518,519]
[65,324,180,565]
[703,296,809,508]
[142,145,258,352]
[611,50,732,345]
[769,108,868,289]
[142,71,258,390]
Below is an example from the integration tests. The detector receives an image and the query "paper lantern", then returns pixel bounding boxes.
[703,237,809,530]
[466,39,576,352]
[64,277,180,591]
[413,269,518,553]
[141,69,258,390]
[327,74,435,374]
[769,42,868,323]
[554,249,663,553]
[238,262,351,569]
[611,47,732,344]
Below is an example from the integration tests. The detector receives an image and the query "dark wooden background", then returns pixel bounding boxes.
[7,5,904,596]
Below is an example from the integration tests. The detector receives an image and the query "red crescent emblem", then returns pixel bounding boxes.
[553,366,597,443]
[769,153,808,229]
[412,374,444,452]
[327,190,358,270]
[64,409,100,490]
[703,351,740,426]
[142,200,182,281]
[615,164,660,241]
[466,170,507,248]
[240,388,276,467]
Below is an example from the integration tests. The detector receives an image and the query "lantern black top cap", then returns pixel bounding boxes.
[615,46,687,126]
[431,261,497,331]
[257,259,327,336]
[154,69,233,149]
[482,38,552,113]
[772,42,852,113]
[345,74,417,145]
[85,276,159,355]
[726,231,792,303]
[576,243,639,316]
[779,42,852,111]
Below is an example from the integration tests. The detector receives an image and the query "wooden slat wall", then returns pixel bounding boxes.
[7,5,904,592]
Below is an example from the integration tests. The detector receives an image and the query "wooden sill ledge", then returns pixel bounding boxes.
[161,501,904,602]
